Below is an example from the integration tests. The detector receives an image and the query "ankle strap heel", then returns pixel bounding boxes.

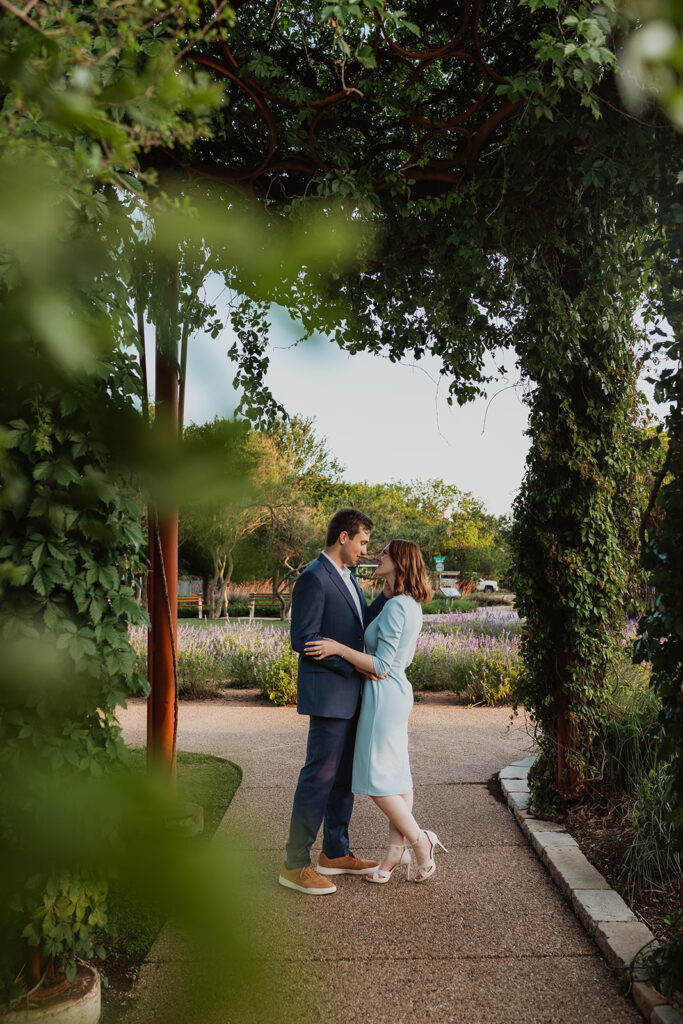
[411,829,447,883]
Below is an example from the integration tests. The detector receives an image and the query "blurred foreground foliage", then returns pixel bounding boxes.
[0,0,365,1004]
[0,0,231,996]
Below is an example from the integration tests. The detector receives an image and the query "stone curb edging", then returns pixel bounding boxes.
[498,758,683,1024]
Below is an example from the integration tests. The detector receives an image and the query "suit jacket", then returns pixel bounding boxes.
[290,554,387,718]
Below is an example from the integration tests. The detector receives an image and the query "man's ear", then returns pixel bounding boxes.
[338,531,349,545]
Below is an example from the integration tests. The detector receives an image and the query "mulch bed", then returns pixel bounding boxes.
[99,958,141,1023]
[560,786,681,939]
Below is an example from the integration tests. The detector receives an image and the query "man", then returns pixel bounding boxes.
[279,508,390,894]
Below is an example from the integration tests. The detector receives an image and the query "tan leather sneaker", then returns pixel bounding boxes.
[278,863,337,895]
[316,851,380,876]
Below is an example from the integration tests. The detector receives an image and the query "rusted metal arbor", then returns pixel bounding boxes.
[146,259,181,781]
[147,2,581,795]
[146,348,179,780]
[174,3,536,201]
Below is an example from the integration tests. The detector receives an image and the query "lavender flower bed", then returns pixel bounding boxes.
[411,609,523,705]
[128,622,297,704]
[129,608,524,707]
[424,608,523,638]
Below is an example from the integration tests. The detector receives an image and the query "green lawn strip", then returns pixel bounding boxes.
[104,750,241,962]
[178,617,289,629]
[422,597,477,614]
[179,599,481,627]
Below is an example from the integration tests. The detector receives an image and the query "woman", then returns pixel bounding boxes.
[304,539,447,883]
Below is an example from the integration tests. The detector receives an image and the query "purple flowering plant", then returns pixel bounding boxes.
[130,607,524,707]
[128,622,298,703]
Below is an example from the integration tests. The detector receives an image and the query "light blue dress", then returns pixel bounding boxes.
[352,594,423,797]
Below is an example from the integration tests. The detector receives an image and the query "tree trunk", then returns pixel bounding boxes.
[209,552,232,618]
[209,553,224,619]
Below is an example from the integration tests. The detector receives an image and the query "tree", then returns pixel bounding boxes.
[181,416,335,616]
[267,414,345,501]
[317,476,509,577]
[180,419,269,617]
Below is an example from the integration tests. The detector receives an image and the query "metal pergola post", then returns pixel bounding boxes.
[146,258,179,781]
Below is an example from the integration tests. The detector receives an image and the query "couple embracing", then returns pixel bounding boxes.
[278,508,447,895]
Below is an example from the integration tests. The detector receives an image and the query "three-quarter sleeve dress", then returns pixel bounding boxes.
[352,594,423,797]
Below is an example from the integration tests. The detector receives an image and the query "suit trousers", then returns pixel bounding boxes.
[285,709,359,870]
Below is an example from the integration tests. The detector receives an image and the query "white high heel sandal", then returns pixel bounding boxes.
[411,829,448,883]
[364,843,412,884]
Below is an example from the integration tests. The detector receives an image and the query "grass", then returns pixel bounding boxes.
[177,617,289,629]
[421,597,478,614]
[179,599,482,626]
[103,750,241,965]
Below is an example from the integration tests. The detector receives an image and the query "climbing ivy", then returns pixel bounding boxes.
[509,224,647,804]
[0,354,149,989]
[634,182,683,850]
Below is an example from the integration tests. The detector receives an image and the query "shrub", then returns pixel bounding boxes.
[408,623,523,706]
[602,662,662,794]
[408,609,524,705]
[598,637,681,902]
[1,371,148,992]
[425,608,523,638]
[227,599,282,618]
[178,603,204,619]
[465,592,516,608]
[626,764,682,899]
[252,647,298,706]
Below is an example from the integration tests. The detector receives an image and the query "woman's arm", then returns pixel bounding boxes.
[290,571,357,677]
[303,638,383,678]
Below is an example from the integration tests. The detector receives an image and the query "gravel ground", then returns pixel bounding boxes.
[117,696,642,1024]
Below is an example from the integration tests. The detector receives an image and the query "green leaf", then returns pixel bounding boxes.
[30,542,46,570]
[32,570,47,596]
[355,43,377,69]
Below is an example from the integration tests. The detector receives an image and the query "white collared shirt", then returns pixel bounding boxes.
[321,551,363,622]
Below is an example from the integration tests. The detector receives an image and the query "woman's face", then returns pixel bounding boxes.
[376,544,396,578]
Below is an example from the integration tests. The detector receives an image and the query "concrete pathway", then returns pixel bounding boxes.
[118,694,642,1024]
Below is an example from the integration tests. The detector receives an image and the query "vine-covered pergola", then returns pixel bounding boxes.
[140,1,680,813]
[1,0,680,996]
[186,3,536,197]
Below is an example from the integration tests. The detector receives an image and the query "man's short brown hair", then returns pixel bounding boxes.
[326,508,373,547]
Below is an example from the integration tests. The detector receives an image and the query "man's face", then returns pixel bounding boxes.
[339,527,370,567]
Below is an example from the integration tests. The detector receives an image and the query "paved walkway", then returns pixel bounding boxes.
[118,694,641,1024]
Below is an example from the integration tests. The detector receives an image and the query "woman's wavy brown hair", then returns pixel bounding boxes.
[388,539,432,604]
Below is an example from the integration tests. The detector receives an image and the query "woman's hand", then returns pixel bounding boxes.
[304,638,343,660]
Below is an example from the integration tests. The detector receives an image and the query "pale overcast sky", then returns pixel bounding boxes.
[145,286,668,519]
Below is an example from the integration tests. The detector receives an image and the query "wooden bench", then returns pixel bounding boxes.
[178,594,203,618]
[248,592,276,620]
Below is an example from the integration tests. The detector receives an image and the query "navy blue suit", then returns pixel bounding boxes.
[285,555,387,868]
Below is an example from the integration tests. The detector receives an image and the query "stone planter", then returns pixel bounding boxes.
[2,964,100,1024]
